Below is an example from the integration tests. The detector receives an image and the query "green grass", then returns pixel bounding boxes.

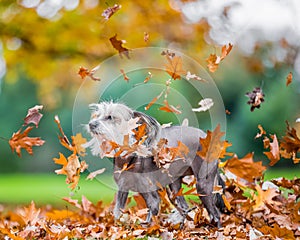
[0,168,298,206]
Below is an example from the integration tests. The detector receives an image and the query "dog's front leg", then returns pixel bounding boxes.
[140,191,160,223]
[113,190,129,220]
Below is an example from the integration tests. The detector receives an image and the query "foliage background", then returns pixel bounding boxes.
[0,0,299,174]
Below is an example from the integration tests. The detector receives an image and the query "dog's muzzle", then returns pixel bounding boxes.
[88,120,99,134]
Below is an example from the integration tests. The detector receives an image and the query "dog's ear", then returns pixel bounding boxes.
[89,103,99,112]
[133,111,161,148]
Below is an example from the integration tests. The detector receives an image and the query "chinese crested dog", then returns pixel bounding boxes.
[85,102,224,227]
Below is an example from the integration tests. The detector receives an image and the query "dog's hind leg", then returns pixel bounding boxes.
[168,178,189,214]
[113,190,129,220]
[140,191,160,223]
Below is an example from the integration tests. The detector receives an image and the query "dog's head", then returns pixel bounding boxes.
[85,102,161,157]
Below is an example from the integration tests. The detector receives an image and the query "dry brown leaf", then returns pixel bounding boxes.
[144,90,164,111]
[197,124,232,163]
[252,185,281,211]
[245,87,265,112]
[23,105,43,127]
[255,124,266,139]
[286,72,293,86]
[222,152,266,182]
[71,133,87,156]
[165,55,186,80]
[109,34,130,59]
[78,66,100,81]
[9,126,45,157]
[263,134,280,166]
[120,69,130,82]
[206,44,232,72]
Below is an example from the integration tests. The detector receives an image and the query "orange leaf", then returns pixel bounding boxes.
[286,72,292,86]
[206,44,232,72]
[109,34,129,59]
[222,153,266,182]
[78,66,100,81]
[252,185,281,211]
[263,134,280,166]
[132,123,147,142]
[144,32,149,42]
[144,90,163,111]
[9,126,45,157]
[159,100,182,114]
[165,55,186,80]
[255,124,266,139]
[221,43,233,60]
[18,201,40,225]
[120,69,130,82]
[197,124,231,162]
[71,133,87,156]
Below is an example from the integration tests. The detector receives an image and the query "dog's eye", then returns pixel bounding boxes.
[105,115,112,120]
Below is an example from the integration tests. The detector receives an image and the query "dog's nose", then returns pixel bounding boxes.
[89,121,99,131]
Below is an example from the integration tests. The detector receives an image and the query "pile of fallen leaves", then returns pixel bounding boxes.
[0,175,299,239]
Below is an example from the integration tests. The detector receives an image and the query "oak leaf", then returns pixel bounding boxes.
[71,133,87,156]
[263,134,280,166]
[280,121,300,164]
[259,223,295,240]
[222,153,266,182]
[23,105,43,127]
[165,55,186,80]
[197,124,232,163]
[206,43,232,72]
[18,201,40,225]
[9,126,45,157]
[252,185,281,211]
[109,34,130,59]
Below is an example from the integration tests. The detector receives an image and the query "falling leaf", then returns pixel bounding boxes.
[143,71,152,83]
[222,152,266,182]
[197,124,232,163]
[120,69,130,82]
[225,109,231,115]
[54,153,88,190]
[286,72,293,86]
[165,55,186,80]
[255,124,266,139]
[206,43,233,72]
[245,87,265,111]
[114,162,135,174]
[78,66,100,81]
[280,121,300,163]
[185,71,206,82]
[192,98,214,112]
[109,34,130,59]
[9,126,45,157]
[71,133,87,156]
[144,90,164,111]
[86,168,106,180]
[143,32,149,42]
[101,4,121,20]
[159,100,182,114]
[54,115,73,151]
[23,105,43,127]
[263,134,280,166]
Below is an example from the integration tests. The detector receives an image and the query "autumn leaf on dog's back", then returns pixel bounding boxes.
[9,126,45,157]
[197,124,232,163]
[222,153,266,182]
[23,105,43,127]
[165,55,186,80]
[109,34,130,59]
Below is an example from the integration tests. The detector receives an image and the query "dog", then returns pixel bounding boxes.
[85,102,225,227]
